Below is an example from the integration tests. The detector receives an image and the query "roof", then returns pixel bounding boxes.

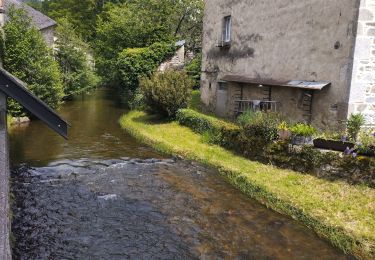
[175,40,186,47]
[4,0,57,30]
[220,74,331,90]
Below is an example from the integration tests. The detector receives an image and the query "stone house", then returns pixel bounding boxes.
[158,40,187,72]
[5,0,56,47]
[201,0,375,129]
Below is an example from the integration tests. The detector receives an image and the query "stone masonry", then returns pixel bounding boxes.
[201,0,375,128]
[349,0,375,125]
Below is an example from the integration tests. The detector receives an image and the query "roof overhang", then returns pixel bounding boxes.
[220,74,331,90]
[0,68,68,139]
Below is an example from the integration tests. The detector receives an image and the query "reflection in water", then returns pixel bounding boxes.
[10,88,350,259]
[9,88,162,167]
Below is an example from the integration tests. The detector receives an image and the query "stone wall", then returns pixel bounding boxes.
[201,0,361,129]
[158,45,185,72]
[349,0,375,125]
[40,26,55,48]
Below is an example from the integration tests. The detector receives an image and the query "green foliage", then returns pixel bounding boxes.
[94,0,203,82]
[55,18,99,98]
[2,7,63,116]
[94,1,176,80]
[116,42,176,91]
[238,110,280,144]
[290,123,317,137]
[316,130,346,141]
[176,108,241,151]
[30,0,99,40]
[357,129,375,156]
[127,89,145,111]
[347,113,365,141]
[278,121,289,131]
[185,54,202,88]
[140,70,193,118]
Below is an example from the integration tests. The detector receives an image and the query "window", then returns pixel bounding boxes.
[223,16,232,44]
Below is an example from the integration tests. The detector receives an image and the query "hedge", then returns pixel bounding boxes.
[176,109,375,187]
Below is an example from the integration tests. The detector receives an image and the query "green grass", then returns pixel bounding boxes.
[120,111,375,259]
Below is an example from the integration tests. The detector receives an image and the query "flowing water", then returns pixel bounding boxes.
[9,88,351,259]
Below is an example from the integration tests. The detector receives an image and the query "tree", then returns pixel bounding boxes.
[116,42,176,91]
[94,1,176,82]
[55,18,99,98]
[26,0,99,40]
[2,7,64,116]
[172,0,204,51]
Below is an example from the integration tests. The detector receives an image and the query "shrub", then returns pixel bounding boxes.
[238,110,280,144]
[140,70,193,118]
[278,121,289,131]
[176,108,241,149]
[290,123,317,137]
[116,42,176,92]
[2,7,63,116]
[347,113,365,141]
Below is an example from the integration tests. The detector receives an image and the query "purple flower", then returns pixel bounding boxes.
[341,136,347,142]
[344,147,352,155]
[352,152,357,158]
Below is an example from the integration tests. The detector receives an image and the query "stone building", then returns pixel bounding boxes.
[201,0,375,128]
[5,0,56,47]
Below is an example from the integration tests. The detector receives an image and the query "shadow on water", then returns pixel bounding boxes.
[9,88,352,259]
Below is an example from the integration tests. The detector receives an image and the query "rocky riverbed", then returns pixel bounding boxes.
[11,158,349,259]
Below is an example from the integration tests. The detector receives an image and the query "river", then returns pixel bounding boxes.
[9,88,351,259]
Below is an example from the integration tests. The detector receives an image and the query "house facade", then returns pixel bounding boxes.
[201,0,375,129]
[5,0,57,47]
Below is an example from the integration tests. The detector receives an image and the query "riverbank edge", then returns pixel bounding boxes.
[120,111,374,259]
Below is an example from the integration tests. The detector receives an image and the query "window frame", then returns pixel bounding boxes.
[222,15,232,45]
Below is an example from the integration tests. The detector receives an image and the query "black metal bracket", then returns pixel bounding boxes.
[0,68,68,139]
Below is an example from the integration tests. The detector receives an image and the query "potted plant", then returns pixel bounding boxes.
[277,121,291,141]
[290,123,317,145]
[313,131,355,152]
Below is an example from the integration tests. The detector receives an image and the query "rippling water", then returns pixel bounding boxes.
[9,88,351,259]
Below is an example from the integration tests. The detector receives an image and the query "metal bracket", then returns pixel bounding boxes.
[0,68,68,139]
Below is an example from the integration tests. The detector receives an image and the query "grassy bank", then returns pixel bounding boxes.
[120,111,375,259]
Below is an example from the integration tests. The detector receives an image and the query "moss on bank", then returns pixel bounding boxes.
[120,111,375,259]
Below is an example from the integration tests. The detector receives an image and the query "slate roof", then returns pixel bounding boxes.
[4,0,56,30]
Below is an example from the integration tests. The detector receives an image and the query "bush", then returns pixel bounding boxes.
[55,18,99,98]
[116,42,176,92]
[176,108,241,148]
[347,113,365,141]
[290,123,317,137]
[238,110,280,144]
[2,7,63,116]
[140,70,193,118]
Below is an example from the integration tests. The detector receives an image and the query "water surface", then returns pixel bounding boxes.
[10,88,351,259]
